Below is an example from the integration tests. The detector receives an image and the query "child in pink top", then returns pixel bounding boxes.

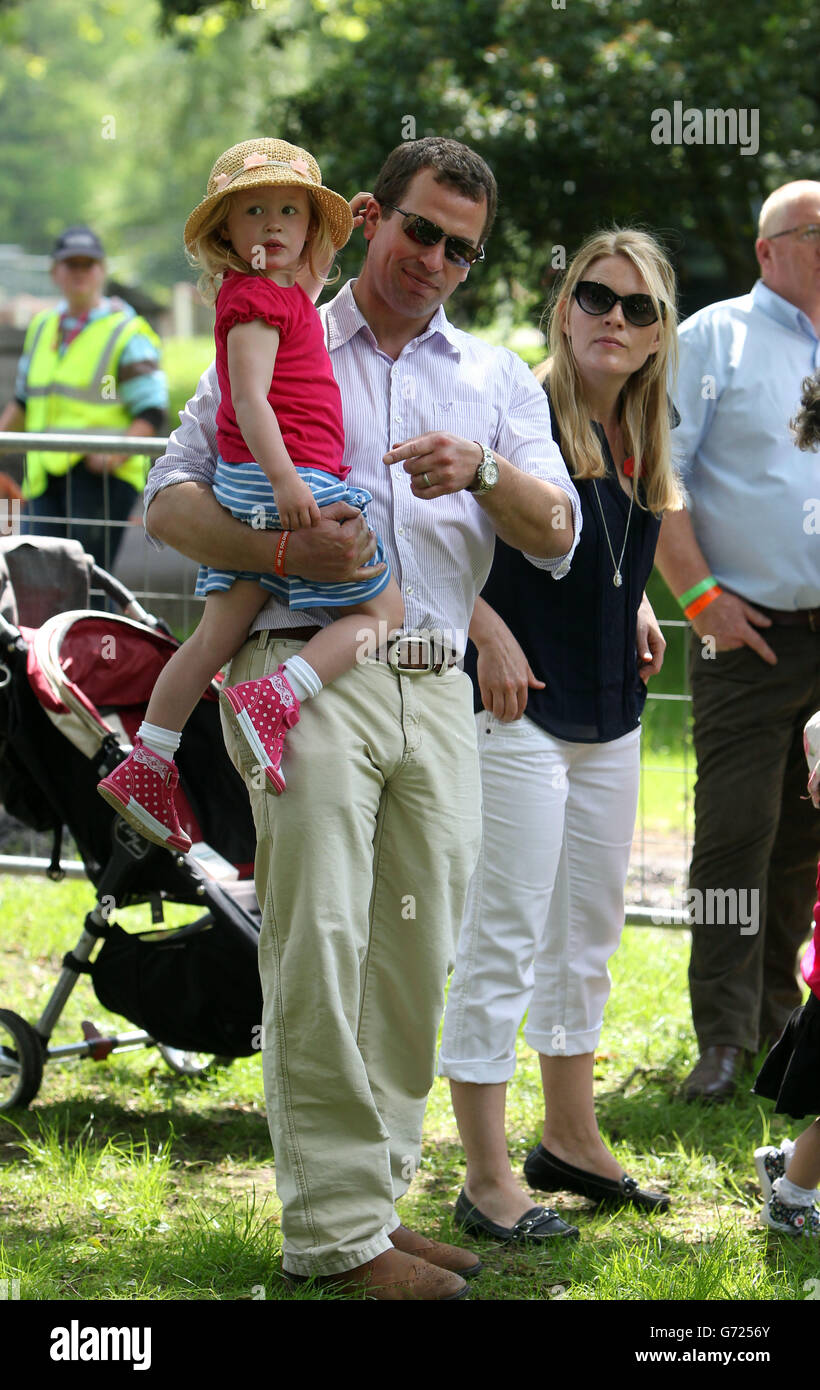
[99,139,403,851]
[751,374,820,1236]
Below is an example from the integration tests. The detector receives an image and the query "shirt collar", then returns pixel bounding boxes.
[324,279,462,357]
[752,280,818,341]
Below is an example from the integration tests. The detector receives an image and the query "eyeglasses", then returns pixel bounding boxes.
[379,202,485,269]
[573,280,666,327]
[766,224,820,243]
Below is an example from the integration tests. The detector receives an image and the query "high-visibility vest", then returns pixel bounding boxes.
[21,307,161,499]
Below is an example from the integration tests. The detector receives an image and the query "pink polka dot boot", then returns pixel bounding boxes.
[97,740,192,853]
[219,665,301,794]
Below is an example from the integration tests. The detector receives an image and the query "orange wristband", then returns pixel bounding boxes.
[274,530,290,576]
[684,586,722,620]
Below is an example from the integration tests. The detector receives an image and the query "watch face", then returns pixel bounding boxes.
[483,458,500,487]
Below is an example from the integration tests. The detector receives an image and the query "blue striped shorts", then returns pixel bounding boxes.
[195,458,391,610]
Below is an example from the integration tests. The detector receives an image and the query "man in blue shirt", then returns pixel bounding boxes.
[656,180,820,1099]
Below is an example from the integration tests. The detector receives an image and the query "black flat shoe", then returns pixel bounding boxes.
[454,1187,579,1243]
[523,1144,670,1212]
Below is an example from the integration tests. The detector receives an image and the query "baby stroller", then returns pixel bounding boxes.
[0,535,263,1112]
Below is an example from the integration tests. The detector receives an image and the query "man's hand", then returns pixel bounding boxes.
[636,593,666,685]
[284,500,382,582]
[477,632,544,721]
[384,433,481,498]
[147,484,382,583]
[470,595,544,721]
[655,507,777,666]
[691,591,776,666]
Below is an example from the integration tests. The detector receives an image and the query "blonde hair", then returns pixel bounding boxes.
[535,227,682,514]
[188,188,339,304]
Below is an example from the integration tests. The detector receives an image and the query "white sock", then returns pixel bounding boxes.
[782,1136,796,1169]
[281,655,323,702]
[773,1174,819,1207]
[137,721,181,761]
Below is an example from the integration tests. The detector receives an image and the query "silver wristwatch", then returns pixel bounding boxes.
[466,442,500,495]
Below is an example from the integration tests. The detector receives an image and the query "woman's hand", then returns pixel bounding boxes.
[636,592,666,684]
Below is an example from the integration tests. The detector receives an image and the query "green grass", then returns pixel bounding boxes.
[1,875,817,1302]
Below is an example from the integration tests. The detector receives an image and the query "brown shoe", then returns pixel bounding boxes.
[285,1247,468,1300]
[683,1045,745,1101]
[389,1223,482,1278]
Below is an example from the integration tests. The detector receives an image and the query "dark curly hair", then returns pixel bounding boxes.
[792,373,820,452]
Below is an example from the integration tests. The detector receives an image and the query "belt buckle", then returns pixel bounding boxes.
[387,630,449,675]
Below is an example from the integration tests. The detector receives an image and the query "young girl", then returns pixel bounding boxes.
[99,138,403,851]
[751,373,820,1237]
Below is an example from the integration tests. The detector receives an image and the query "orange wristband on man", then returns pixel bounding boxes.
[684,585,722,620]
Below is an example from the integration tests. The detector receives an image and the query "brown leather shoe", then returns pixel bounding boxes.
[284,1247,468,1300]
[389,1223,482,1277]
[683,1045,745,1101]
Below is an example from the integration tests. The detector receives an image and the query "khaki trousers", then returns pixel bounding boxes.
[222,634,483,1275]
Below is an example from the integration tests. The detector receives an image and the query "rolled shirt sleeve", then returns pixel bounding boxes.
[495,352,581,575]
[143,362,219,544]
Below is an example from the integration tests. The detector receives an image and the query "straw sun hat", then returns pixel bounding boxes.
[184,138,353,253]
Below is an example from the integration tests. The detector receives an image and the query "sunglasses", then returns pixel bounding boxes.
[573,280,665,327]
[380,202,485,269]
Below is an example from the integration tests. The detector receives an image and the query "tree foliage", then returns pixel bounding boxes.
[0,0,816,319]
[282,0,818,319]
[0,0,318,291]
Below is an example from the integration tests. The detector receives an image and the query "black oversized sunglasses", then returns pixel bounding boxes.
[380,202,485,269]
[574,280,666,327]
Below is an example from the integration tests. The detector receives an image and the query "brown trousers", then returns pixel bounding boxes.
[688,625,820,1051]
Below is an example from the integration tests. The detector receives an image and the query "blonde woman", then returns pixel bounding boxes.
[439,229,682,1241]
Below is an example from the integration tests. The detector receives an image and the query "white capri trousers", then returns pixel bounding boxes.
[439,711,641,1081]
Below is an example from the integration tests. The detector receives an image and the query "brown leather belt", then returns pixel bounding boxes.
[255,626,457,674]
[256,626,321,643]
[753,603,820,632]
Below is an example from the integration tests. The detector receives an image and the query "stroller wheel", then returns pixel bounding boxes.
[156,1044,216,1077]
[0,1009,45,1111]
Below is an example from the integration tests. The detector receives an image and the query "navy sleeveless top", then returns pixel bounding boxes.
[465,391,662,743]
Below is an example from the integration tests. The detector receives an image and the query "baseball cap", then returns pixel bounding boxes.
[52,227,105,262]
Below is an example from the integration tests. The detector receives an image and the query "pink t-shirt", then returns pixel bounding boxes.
[214,270,348,478]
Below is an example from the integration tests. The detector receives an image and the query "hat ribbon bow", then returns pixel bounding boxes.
[212,156,315,194]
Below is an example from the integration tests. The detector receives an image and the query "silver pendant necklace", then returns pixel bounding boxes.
[592,474,634,588]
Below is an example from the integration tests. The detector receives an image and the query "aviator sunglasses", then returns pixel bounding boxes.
[379,202,485,269]
[574,280,666,327]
